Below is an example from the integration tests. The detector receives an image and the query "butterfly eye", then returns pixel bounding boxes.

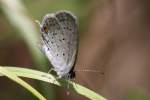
[43,26,48,33]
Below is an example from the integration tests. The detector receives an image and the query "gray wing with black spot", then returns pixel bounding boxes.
[41,14,69,72]
[55,11,78,71]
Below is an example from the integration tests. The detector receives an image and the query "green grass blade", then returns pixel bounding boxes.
[0,0,55,99]
[0,66,107,100]
[0,67,46,100]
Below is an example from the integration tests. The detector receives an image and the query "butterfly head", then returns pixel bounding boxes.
[55,65,76,80]
[65,66,76,79]
[68,68,76,79]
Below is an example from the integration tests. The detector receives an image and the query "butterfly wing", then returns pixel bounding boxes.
[40,11,78,78]
[40,14,68,75]
[55,11,78,77]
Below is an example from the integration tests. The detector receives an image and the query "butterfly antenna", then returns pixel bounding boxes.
[75,69,104,75]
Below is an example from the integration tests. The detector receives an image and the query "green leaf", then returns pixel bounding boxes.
[0,67,46,100]
[0,66,107,100]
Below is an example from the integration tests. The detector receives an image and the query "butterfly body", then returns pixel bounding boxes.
[38,11,78,79]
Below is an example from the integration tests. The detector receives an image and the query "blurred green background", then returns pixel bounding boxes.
[0,0,97,100]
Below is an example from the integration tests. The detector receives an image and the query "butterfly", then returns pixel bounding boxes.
[36,10,78,80]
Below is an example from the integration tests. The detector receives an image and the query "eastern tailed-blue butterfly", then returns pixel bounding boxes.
[36,10,78,80]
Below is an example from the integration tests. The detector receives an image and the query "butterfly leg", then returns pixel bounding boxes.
[64,74,71,95]
[48,68,55,74]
